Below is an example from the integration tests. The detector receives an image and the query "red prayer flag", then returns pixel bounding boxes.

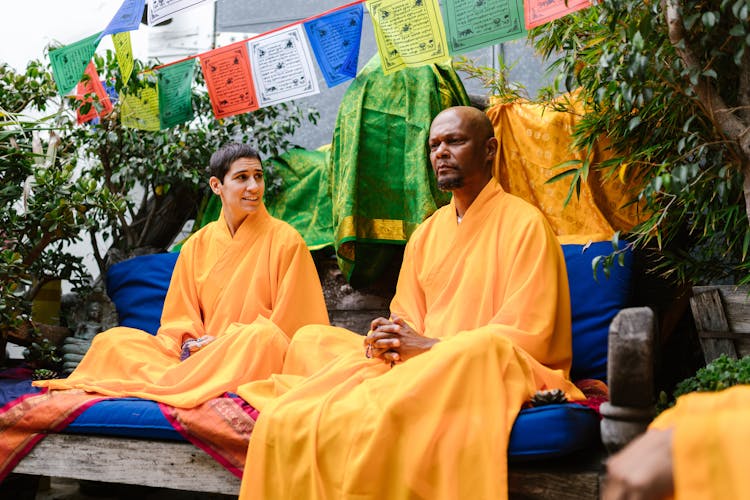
[524,0,591,29]
[200,43,259,119]
[75,62,114,124]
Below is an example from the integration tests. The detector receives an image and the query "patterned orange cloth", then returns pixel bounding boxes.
[487,93,643,244]
[0,389,105,481]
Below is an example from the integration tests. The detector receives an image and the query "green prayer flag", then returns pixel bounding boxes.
[48,32,102,96]
[158,59,195,129]
[442,0,526,54]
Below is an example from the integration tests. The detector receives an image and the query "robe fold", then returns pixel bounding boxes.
[35,204,329,408]
[651,385,750,500]
[237,179,583,499]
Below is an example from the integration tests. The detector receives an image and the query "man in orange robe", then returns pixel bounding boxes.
[604,385,750,500]
[236,107,584,499]
[35,143,329,408]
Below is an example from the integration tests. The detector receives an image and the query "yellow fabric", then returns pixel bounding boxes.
[650,385,750,500]
[36,205,329,408]
[486,94,643,244]
[237,179,583,499]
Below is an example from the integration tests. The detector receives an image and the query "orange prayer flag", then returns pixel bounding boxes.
[524,0,591,29]
[200,43,259,119]
[75,61,114,124]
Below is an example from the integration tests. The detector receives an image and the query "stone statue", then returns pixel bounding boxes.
[60,300,104,375]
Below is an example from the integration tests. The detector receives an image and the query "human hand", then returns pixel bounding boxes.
[602,428,674,500]
[180,335,216,361]
[363,316,438,365]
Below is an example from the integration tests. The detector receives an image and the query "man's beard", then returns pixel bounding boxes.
[437,177,464,191]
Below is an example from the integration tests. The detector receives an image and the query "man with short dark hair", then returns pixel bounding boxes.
[237,107,583,499]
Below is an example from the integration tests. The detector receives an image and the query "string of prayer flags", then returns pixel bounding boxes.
[200,43,259,119]
[49,32,102,96]
[121,86,160,131]
[75,62,114,124]
[147,0,210,26]
[248,25,321,108]
[99,0,146,40]
[112,32,135,84]
[524,0,591,29]
[157,58,196,128]
[303,3,364,88]
[442,0,526,54]
[367,0,450,75]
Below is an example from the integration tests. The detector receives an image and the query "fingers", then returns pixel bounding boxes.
[370,317,392,331]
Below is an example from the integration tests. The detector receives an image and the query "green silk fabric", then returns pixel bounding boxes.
[331,56,470,286]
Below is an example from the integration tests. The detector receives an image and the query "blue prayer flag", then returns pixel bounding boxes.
[99,0,146,40]
[303,4,363,88]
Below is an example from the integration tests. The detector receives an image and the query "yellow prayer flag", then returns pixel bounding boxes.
[366,0,450,75]
[121,86,160,131]
[112,32,134,84]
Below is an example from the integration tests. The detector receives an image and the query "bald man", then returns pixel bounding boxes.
[237,106,582,499]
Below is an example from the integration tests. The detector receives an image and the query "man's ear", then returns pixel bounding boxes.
[486,136,498,159]
[209,176,222,195]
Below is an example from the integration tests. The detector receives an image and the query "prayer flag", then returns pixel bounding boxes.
[442,0,526,54]
[147,0,209,26]
[200,43,259,119]
[248,25,321,108]
[112,32,135,84]
[303,4,364,88]
[121,86,160,131]
[99,0,146,39]
[524,0,591,29]
[366,0,450,75]
[75,62,114,124]
[157,59,196,129]
[48,33,102,96]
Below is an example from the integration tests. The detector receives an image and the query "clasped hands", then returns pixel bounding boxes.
[363,315,438,365]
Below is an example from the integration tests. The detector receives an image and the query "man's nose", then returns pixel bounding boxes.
[433,142,448,155]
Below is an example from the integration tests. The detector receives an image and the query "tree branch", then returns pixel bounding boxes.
[662,0,748,144]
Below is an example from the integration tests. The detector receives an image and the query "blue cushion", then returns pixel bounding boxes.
[106,252,180,335]
[66,398,184,441]
[564,241,633,381]
[509,403,600,460]
[0,379,40,404]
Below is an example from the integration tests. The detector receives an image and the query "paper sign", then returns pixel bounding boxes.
[366,0,449,75]
[304,4,364,88]
[49,32,102,96]
[100,0,146,39]
[248,25,320,108]
[75,62,114,124]
[442,0,526,54]
[157,58,195,129]
[147,0,209,26]
[524,0,590,29]
[112,32,135,84]
[121,86,160,131]
[200,43,259,119]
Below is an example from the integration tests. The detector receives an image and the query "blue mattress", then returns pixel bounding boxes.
[0,379,598,459]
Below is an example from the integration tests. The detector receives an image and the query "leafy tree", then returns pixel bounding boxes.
[0,60,115,333]
[524,0,750,284]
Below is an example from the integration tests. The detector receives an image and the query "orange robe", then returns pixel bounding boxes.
[651,385,750,499]
[35,205,329,408]
[237,179,583,499]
